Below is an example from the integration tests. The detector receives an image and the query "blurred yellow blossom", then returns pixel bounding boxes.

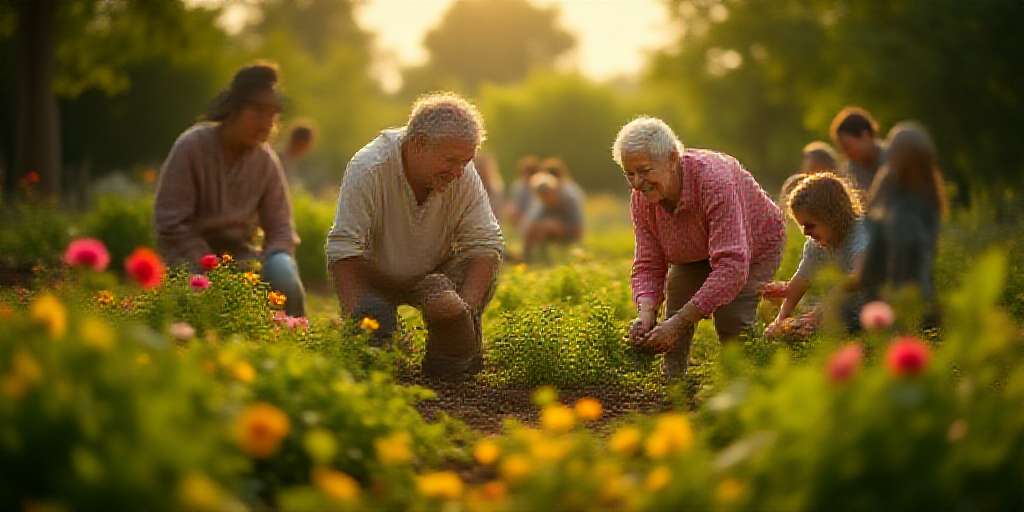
[1,350,43,399]
[178,472,222,511]
[716,478,746,504]
[304,429,338,464]
[416,471,464,500]
[645,413,694,458]
[359,316,380,332]
[268,291,287,307]
[574,397,602,422]
[235,402,291,458]
[231,361,255,383]
[474,438,501,465]
[610,426,641,455]
[530,438,569,461]
[30,293,66,339]
[136,353,152,366]
[500,454,531,483]
[540,404,575,433]
[314,468,360,502]
[80,317,115,351]
[645,465,672,491]
[95,290,115,307]
[375,432,412,465]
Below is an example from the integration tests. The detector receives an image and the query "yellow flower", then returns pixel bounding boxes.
[529,438,568,461]
[574,397,602,422]
[499,454,531,483]
[136,353,151,366]
[242,272,260,285]
[359,316,380,332]
[416,471,464,500]
[375,432,412,465]
[304,429,338,464]
[609,426,641,455]
[30,293,66,339]
[474,438,501,465]
[313,468,360,502]
[235,402,291,458]
[514,263,527,273]
[268,291,287,307]
[1,350,43,399]
[715,478,746,504]
[178,472,222,511]
[231,361,255,383]
[645,413,694,458]
[95,290,115,307]
[540,404,575,433]
[80,317,114,351]
[645,465,672,492]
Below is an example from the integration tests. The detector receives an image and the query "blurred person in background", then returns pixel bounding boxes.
[520,169,584,262]
[473,151,505,217]
[831,106,887,198]
[154,61,306,317]
[277,120,317,190]
[504,155,540,227]
[777,140,840,206]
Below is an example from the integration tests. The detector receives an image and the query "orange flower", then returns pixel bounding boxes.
[235,402,291,458]
[242,272,260,285]
[540,404,575,432]
[574,397,602,422]
[220,253,234,264]
[359,316,380,331]
[95,290,115,307]
[416,471,464,500]
[313,468,360,502]
[268,291,287,308]
[474,438,501,465]
[125,247,165,289]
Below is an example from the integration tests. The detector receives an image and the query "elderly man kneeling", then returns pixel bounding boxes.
[327,93,503,380]
[614,117,785,378]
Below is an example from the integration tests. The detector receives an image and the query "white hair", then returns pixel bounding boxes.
[612,116,684,167]
[405,91,486,147]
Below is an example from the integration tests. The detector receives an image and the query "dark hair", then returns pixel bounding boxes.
[830,106,879,144]
[288,123,315,144]
[205,61,281,122]
[869,122,947,216]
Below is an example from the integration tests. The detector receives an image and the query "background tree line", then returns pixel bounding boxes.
[1,0,1021,203]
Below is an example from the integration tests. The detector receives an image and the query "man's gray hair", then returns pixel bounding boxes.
[405,92,486,147]
[612,116,684,167]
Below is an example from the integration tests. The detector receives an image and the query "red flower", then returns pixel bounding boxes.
[199,254,219,271]
[827,344,863,383]
[124,248,165,289]
[190,274,211,291]
[23,171,40,185]
[64,238,110,271]
[886,336,931,377]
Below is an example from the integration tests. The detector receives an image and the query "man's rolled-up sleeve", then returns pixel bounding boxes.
[453,164,504,258]
[326,165,376,265]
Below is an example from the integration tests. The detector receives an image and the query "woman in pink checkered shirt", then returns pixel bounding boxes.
[613,117,786,378]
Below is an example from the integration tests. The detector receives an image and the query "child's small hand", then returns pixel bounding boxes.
[764,318,784,338]
[759,280,789,300]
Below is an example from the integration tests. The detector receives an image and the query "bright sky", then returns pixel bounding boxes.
[196,0,677,92]
[356,0,676,90]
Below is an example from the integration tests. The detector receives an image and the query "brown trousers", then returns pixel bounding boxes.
[353,251,498,378]
[663,255,780,374]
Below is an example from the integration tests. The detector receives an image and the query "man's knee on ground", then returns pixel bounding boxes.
[422,290,470,323]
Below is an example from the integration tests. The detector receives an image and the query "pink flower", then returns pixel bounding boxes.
[169,321,196,341]
[285,316,309,331]
[886,336,931,377]
[827,344,863,383]
[190,274,210,291]
[64,238,110,271]
[860,301,895,331]
[199,254,219,271]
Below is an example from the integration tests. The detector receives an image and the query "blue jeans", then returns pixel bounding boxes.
[263,252,306,317]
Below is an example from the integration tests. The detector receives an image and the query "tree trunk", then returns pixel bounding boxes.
[14,0,60,200]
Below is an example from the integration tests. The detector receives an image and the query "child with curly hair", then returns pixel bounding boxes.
[765,173,868,337]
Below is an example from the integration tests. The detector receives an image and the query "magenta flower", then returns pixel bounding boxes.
[199,254,219,271]
[64,238,110,271]
[886,336,931,377]
[190,274,211,291]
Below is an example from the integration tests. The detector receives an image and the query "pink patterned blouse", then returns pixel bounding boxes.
[630,149,786,316]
